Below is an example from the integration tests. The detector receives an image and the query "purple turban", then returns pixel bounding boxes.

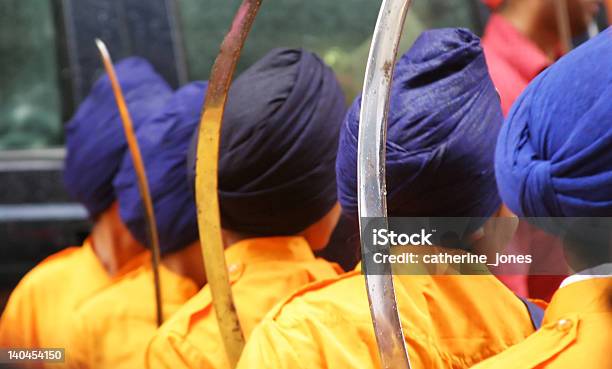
[337,28,502,219]
[496,28,612,218]
[187,48,346,236]
[64,57,172,219]
[114,82,207,254]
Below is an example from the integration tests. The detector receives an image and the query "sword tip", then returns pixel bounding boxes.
[94,38,110,61]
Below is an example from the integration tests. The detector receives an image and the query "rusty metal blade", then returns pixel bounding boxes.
[95,39,164,327]
[357,0,412,368]
[194,0,261,367]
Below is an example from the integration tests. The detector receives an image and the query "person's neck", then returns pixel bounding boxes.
[91,208,145,277]
[500,6,560,60]
[161,242,207,288]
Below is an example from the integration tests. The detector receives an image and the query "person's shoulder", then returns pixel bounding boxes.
[11,247,86,294]
[0,246,101,346]
[27,246,83,275]
[146,288,215,369]
[267,256,344,279]
[263,270,366,327]
[40,245,83,263]
[415,274,536,328]
[147,261,346,369]
[0,249,82,347]
[470,289,612,369]
[469,311,593,369]
[237,271,376,369]
[154,286,214,339]
[72,263,151,322]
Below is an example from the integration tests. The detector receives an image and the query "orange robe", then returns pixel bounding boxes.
[236,269,538,369]
[145,236,343,369]
[0,239,145,353]
[470,277,612,369]
[66,257,199,369]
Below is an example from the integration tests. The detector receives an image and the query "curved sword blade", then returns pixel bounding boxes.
[194,1,261,367]
[95,39,164,327]
[357,0,412,368]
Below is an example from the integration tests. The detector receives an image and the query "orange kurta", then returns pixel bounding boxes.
[236,269,538,369]
[470,277,612,369]
[67,258,199,369]
[145,236,343,369]
[0,239,145,352]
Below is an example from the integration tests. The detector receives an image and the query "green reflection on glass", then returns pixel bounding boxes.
[177,0,478,101]
[0,0,61,150]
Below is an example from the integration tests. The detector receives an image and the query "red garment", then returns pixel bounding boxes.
[482,15,567,301]
[482,14,553,116]
[482,0,503,10]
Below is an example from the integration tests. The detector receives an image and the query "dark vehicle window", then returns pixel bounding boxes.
[0,0,483,151]
[0,0,61,150]
[178,0,481,100]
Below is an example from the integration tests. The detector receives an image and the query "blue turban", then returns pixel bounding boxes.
[64,57,172,219]
[496,28,612,218]
[187,48,346,236]
[337,28,502,220]
[114,82,207,254]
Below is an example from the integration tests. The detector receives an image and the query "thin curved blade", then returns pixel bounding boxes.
[95,39,164,327]
[194,0,261,367]
[357,0,412,368]
[587,20,599,39]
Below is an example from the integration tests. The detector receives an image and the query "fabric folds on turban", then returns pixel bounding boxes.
[64,57,172,218]
[496,28,612,218]
[114,82,207,254]
[188,48,346,236]
[337,28,502,220]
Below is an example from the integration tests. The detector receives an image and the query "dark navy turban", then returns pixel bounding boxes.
[337,28,502,219]
[64,57,172,219]
[187,48,346,236]
[114,82,207,254]
[496,28,612,218]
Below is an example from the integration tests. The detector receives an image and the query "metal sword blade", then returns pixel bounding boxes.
[357,0,412,368]
[194,1,261,367]
[587,19,599,39]
[95,39,164,327]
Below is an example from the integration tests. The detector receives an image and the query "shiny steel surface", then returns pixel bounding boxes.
[357,0,412,368]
